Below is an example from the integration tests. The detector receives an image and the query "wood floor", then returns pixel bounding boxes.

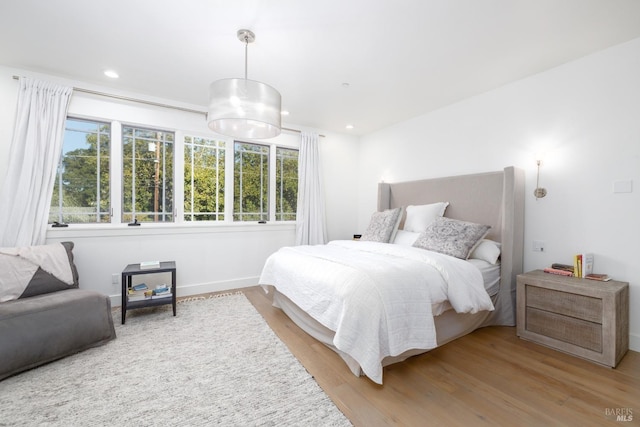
[242,286,640,427]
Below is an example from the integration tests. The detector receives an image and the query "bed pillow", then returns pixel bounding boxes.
[361,207,403,243]
[468,239,501,264]
[412,217,490,259]
[403,202,449,232]
[392,230,421,246]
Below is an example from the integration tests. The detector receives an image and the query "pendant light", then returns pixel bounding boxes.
[207,29,282,139]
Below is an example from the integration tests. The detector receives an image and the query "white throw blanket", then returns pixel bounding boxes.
[0,243,74,302]
[259,240,494,384]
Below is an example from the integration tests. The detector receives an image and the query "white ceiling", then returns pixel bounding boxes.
[2,0,640,136]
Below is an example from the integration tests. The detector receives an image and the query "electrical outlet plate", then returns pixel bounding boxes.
[111,274,119,284]
[532,240,545,252]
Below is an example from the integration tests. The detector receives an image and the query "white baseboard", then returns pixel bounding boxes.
[110,276,259,307]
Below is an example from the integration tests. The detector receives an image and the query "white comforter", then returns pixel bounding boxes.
[258,240,494,384]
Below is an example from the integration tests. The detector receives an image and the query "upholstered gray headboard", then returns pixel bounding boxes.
[377,166,525,326]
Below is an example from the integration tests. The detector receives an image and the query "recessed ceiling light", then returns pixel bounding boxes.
[342,83,350,88]
[345,124,354,130]
[281,110,290,116]
[104,70,119,79]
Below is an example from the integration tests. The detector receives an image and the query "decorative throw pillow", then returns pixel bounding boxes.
[361,207,403,243]
[0,241,78,302]
[468,239,501,264]
[412,217,490,259]
[403,202,449,232]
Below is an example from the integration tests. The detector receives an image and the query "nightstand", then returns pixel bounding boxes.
[516,270,629,367]
[121,261,177,325]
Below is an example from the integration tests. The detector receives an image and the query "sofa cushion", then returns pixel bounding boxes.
[0,288,116,380]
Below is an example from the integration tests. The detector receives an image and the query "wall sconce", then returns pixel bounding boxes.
[533,160,547,199]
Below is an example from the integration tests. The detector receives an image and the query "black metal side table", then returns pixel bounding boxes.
[121,261,176,324]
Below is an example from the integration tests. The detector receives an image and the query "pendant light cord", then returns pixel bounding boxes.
[244,35,249,80]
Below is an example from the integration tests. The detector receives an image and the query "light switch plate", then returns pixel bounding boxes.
[613,180,633,193]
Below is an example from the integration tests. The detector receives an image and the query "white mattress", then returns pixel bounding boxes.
[469,259,501,297]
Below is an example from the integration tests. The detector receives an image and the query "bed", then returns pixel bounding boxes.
[259,166,524,384]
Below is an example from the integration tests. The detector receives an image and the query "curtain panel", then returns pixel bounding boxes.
[295,132,327,245]
[0,78,72,247]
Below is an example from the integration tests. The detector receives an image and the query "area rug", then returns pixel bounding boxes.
[0,293,351,426]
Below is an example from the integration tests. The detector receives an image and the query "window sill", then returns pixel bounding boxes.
[46,221,296,239]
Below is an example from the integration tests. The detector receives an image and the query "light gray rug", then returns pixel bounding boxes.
[0,293,351,426]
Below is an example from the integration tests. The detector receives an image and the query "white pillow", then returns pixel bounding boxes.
[403,202,449,233]
[392,230,420,246]
[468,239,501,264]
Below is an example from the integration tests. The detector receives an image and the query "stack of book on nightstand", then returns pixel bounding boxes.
[151,285,172,299]
[543,254,611,281]
[572,253,594,278]
[543,263,575,277]
[584,273,611,281]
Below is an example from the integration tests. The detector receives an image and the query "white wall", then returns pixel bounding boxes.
[0,65,360,305]
[357,37,640,351]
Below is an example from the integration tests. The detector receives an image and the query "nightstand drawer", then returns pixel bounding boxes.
[526,286,602,323]
[526,307,602,352]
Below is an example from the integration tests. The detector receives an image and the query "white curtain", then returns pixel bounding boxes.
[0,78,72,247]
[295,132,327,245]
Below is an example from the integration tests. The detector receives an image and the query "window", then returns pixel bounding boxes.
[50,118,111,223]
[275,147,298,221]
[234,142,269,221]
[122,126,174,223]
[184,136,225,221]
[51,115,299,227]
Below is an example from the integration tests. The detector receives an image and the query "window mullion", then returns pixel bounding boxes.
[268,145,277,222]
[96,131,101,222]
[224,139,234,222]
[174,131,185,223]
[111,121,122,224]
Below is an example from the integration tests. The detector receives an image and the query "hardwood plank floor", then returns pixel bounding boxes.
[242,286,640,427]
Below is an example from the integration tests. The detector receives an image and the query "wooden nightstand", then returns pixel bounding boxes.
[516,270,629,367]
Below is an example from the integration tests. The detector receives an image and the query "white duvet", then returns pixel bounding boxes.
[258,240,494,384]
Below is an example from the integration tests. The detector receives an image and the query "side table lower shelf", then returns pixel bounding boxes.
[121,261,177,324]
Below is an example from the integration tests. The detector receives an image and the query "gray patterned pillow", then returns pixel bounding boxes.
[412,217,490,259]
[361,208,403,243]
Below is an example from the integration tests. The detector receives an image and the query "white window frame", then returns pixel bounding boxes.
[50,117,112,224]
[183,134,226,222]
[121,124,176,223]
[49,115,298,228]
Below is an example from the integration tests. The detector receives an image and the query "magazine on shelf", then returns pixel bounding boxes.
[132,283,148,291]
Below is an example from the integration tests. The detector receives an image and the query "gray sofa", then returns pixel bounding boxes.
[0,242,116,381]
